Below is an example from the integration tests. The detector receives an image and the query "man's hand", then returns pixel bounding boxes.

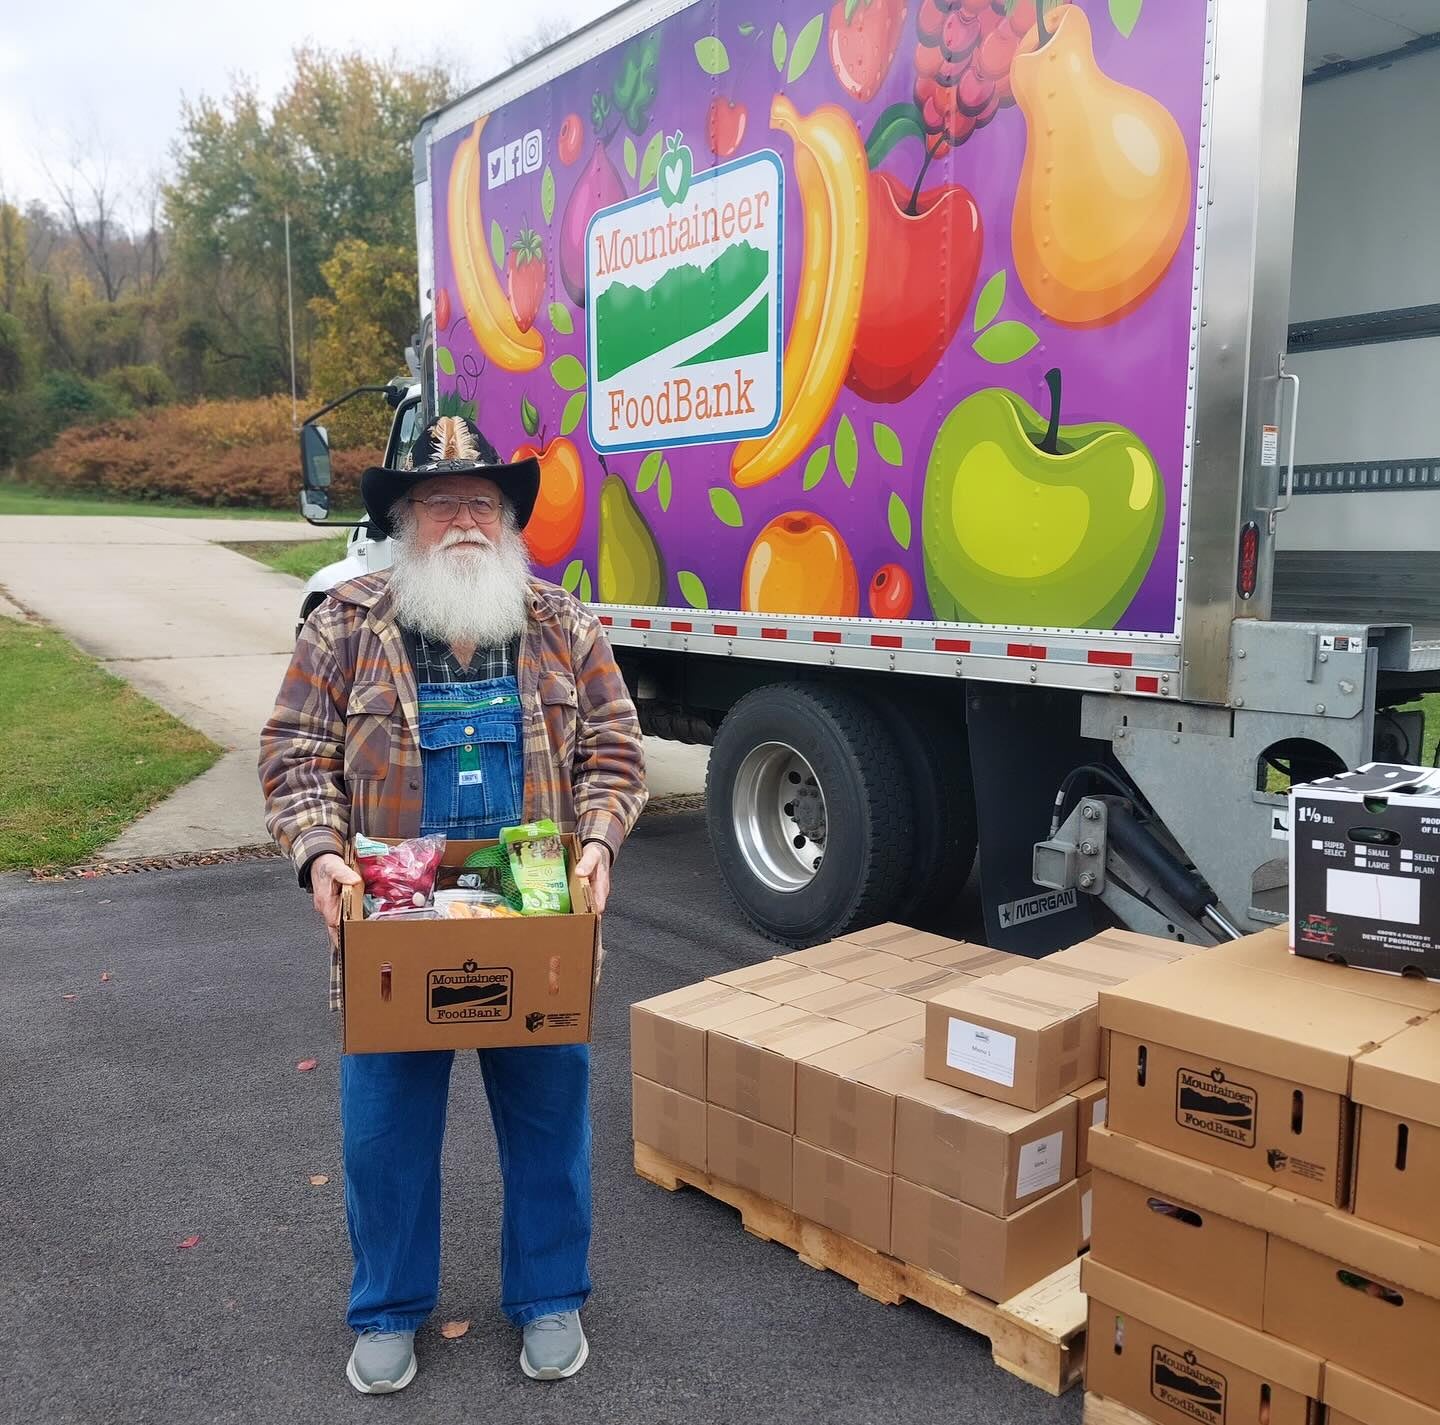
[575,842,612,915]
[311,852,363,948]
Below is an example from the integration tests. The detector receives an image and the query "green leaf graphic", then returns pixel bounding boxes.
[490,220,505,270]
[561,559,584,593]
[739,22,756,35]
[541,166,556,224]
[640,131,665,189]
[678,570,709,609]
[865,103,926,170]
[835,415,858,487]
[695,36,731,74]
[560,392,587,436]
[549,301,574,335]
[709,487,744,527]
[577,569,592,603]
[658,461,673,512]
[974,270,1006,331]
[803,445,831,492]
[788,14,824,82]
[1109,0,1143,37]
[873,422,903,467]
[974,321,1040,364]
[637,451,663,493]
[624,136,638,179]
[550,354,587,390]
[772,23,787,72]
[888,493,912,550]
[520,394,540,436]
[437,347,456,376]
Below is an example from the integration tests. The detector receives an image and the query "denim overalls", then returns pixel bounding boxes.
[339,668,593,1335]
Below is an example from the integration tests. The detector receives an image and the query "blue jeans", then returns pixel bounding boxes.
[340,1043,592,1332]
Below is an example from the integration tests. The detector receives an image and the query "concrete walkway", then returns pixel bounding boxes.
[2,515,706,858]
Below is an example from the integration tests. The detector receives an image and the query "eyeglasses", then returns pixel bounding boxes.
[409,494,503,523]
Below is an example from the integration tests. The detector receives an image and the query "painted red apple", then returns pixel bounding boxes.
[557,113,584,166]
[846,168,983,404]
[707,98,747,159]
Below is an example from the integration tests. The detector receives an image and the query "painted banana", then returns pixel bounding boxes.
[731,98,869,489]
[448,117,544,373]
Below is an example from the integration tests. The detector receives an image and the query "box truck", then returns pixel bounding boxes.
[297,0,1440,955]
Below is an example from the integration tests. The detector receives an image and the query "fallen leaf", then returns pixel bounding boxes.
[62,994,77,1001]
[99,971,110,983]
[296,1058,318,1072]
[309,1174,330,1186]
[439,1320,471,1340]
[178,1234,202,1250]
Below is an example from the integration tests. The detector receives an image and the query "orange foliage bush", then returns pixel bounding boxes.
[22,396,381,508]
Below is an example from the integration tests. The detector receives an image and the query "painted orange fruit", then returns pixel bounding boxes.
[742,512,859,616]
[513,437,584,566]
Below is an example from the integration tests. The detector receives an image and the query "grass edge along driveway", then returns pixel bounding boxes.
[222,535,350,583]
[0,618,222,871]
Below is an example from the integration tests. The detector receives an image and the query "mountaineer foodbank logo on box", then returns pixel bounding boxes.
[586,138,784,455]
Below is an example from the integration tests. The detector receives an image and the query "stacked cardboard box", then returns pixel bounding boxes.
[1084,925,1440,1425]
[630,927,1089,1304]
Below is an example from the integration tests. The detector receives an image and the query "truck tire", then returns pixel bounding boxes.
[878,691,978,927]
[705,682,915,945]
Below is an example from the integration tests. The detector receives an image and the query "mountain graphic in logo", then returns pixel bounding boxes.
[1179,1086,1254,1130]
[595,242,770,381]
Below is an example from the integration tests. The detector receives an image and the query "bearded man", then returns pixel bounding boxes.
[259,415,647,1392]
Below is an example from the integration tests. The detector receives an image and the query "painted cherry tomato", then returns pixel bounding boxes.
[557,114,584,166]
[434,286,451,331]
[868,563,914,619]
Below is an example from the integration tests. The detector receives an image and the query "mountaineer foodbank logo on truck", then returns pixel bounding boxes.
[586,139,784,455]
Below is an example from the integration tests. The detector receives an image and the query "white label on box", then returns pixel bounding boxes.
[1261,424,1279,466]
[1017,1131,1064,1198]
[1327,866,1421,924]
[1092,1095,1108,1128]
[946,1017,1017,1087]
[1082,1188,1093,1244]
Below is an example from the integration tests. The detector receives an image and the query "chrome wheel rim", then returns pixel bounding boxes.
[732,742,827,893]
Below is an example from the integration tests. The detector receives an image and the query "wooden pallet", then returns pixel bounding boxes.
[1082,1394,1155,1425]
[634,1141,1087,1395]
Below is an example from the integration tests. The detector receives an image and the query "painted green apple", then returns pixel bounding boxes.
[921,369,1164,630]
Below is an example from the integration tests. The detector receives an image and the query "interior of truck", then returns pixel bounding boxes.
[1274,0,1439,639]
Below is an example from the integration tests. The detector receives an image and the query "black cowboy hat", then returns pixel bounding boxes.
[361,415,541,538]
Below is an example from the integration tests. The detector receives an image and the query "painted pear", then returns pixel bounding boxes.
[598,474,665,606]
[1011,4,1191,328]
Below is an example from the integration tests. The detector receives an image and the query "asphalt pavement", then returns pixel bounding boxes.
[0,809,1081,1425]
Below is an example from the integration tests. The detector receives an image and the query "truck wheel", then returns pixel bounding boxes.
[879,691,978,927]
[705,682,915,945]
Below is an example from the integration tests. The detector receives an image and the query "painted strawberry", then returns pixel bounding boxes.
[506,226,546,335]
[829,0,909,104]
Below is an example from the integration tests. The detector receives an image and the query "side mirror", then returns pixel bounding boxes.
[300,424,332,490]
[300,487,331,521]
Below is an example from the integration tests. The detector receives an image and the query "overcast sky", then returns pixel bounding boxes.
[0,0,618,215]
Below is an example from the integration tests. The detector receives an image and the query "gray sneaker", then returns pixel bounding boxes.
[346,1329,417,1394]
[520,1311,589,1380]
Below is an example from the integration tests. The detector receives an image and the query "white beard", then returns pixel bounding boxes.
[388,520,533,649]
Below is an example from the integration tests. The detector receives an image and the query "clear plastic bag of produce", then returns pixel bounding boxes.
[355,833,446,916]
[433,889,525,920]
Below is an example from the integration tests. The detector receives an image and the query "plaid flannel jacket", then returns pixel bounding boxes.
[258,571,648,1009]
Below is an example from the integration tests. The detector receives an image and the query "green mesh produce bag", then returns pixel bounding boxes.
[461,846,523,911]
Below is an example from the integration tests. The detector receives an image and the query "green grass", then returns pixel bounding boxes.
[0,481,363,523]
[1397,692,1440,767]
[0,619,223,870]
[224,535,351,582]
